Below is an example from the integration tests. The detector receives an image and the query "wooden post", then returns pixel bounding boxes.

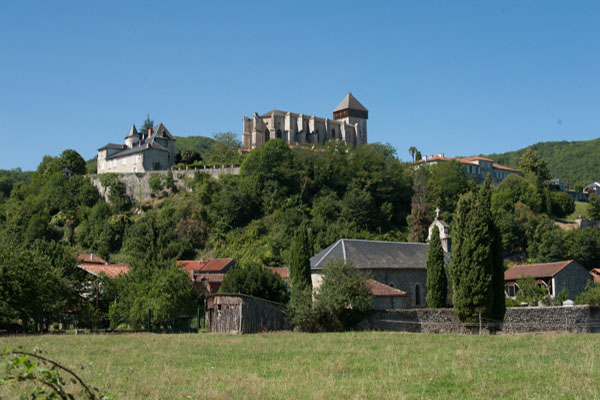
[479,312,482,334]
[147,308,151,333]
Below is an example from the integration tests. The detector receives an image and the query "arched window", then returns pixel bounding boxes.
[331,129,336,139]
[415,284,422,306]
[276,129,282,139]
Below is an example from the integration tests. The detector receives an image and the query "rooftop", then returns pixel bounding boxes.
[505,260,577,280]
[177,258,235,273]
[366,279,407,297]
[76,253,107,265]
[78,263,130,278]
[333,93,368,113]
[311,239,428,271]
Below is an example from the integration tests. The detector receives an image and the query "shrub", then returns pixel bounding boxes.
[287,260,372,332]
[576,282,600,305]
[218,263,289,304]
[515,276,547,306]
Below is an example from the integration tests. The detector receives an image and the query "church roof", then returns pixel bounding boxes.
[333,93,368,113]
[310,239,428,270]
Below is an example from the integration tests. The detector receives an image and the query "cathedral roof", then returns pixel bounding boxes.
[333,93,368,113]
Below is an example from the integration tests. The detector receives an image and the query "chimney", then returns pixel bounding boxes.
[147,127,152,139]
[90,253,93,261]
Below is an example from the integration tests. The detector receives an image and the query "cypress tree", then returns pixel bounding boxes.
[426,225,447,307]
[289,224,312,289]
[451,175,505,328]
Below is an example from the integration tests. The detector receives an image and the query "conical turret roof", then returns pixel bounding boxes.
[333,93,368,113]
[124,124,138,139]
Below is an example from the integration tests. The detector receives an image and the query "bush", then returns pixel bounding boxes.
[218,263,289,304]
[576,282,600,305]
[287,260,372,332]
[515,276,548,306]
[551,192,575,218]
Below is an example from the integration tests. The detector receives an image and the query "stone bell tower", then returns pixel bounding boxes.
[332,93,368,144]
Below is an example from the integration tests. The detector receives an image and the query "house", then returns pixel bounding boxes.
[417,154,521,184]
[97,122,176,173]
[176,258,236,294]
[243,93,367,149]
[504,260,592,300]
[583,182,600,195]
[550,178,567,192]
[590,268,600,284]
[310,239,429,308]
[76,253,130,278]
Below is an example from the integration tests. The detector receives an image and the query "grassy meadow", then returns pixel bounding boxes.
[1,331,599,399]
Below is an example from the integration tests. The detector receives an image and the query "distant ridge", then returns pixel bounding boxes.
[485,137,600,185]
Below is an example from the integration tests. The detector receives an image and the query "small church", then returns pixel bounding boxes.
[242,93,368,149]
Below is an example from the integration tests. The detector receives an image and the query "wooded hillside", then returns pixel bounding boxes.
[485,137,600,186]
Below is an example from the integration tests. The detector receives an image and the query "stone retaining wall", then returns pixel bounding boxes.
[358,306,600,334]
[88,167,240,201]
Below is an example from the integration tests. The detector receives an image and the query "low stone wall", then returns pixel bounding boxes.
[88,167,240,201]
[359,306,600,334]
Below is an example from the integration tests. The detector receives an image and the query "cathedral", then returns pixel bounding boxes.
[242,93,368,149]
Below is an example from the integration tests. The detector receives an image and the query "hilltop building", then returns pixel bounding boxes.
[242,93,368,149]
[417,154,521,184]
[97,123,176,174]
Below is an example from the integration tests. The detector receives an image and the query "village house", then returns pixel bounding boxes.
[242,93,368,149]
[176,258,236,295]
[504,260,592,300]
[310,239,429,308]
[76,253,130,278]
[417,154,521,184]
[583,182,600,195]
[97,122,176,174]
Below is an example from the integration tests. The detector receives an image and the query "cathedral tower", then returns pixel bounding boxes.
[332,93,368,144]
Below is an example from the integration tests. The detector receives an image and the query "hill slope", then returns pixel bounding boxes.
[174,135,214,156]
[485,137,600,185]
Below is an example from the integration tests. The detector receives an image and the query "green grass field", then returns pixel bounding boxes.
[1,332,599,399]
[567,201,590,220]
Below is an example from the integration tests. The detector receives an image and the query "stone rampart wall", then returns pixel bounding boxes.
[359,306,600,334]
[88,167,240,201]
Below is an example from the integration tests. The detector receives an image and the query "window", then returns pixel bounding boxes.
[505,283,519,297]
[122,158,126,165]
[415,284,422,306]
[101,163,105,170]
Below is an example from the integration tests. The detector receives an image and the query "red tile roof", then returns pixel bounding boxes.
[590,268,600,283]
[76,253,107,265]
[459,156,495,163]
[366,279,407,297]
[492,163,521,173]
[267,267,289,280]
[78,263,130,278]
[176,258,235,273]
[505,260,576,281]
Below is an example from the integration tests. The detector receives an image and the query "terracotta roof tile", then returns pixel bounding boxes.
[267,267,289,280]
[78,263,130,278]
[365,279,407,297]
[76,253,107,265]
[193,273,225,283]
[177,258,235,273]
[492,163,521,173]
[505,260,575,281]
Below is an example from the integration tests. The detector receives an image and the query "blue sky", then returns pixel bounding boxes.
[1,1,599,170]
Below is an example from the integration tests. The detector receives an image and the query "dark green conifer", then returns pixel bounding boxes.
[289,224,312,289]
[451,175,505,328]
[426,225,447,308]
